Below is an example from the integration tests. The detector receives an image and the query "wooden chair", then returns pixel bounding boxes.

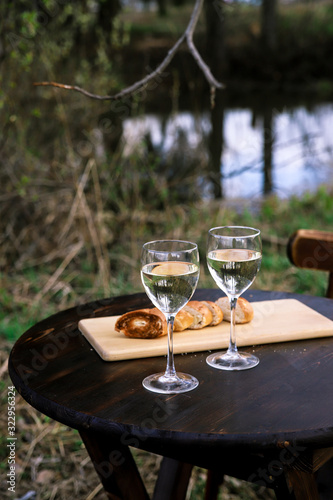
[287,228,333,499]
[287,229,333,298]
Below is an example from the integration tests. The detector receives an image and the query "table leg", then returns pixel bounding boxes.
[204,470,224,500]
[79,429,149,500]
[153,457,193,500]
[285,469,319,500]
[281,447,333,500]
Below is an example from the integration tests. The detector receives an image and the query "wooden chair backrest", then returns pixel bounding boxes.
[287,229,333,298]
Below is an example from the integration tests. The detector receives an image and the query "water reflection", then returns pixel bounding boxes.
[121,101,333,199]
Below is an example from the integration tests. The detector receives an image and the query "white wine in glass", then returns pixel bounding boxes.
[206,226,262,371]
[141,240,200,393]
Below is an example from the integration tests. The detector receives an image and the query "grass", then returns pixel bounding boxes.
[2,188,332,342]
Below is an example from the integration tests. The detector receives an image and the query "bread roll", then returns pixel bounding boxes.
[115,308,167,339]
[184,301,213,329]
[115,297,254,339]
[174,309,194,332]
[215,297,253,324]
[115,307,194,338]
[201,301,223,326]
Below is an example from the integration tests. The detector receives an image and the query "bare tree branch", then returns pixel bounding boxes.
[34,0,224,101]
[186,0,223,90]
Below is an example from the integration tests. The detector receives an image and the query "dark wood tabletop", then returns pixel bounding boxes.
[8,289,333,500]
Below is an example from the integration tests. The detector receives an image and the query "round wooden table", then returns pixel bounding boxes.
[8,289,333,500]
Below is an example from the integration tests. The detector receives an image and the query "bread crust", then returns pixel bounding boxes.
[115,308,167,339]
[174,309,194,332]
[115,297,254,338]
[215,297,253,324]
[184,300,213,329]
[201,300,223,326]
[115,307,194,337]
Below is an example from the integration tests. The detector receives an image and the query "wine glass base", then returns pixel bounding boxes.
[142,372,199,394]
[206,351,259,371]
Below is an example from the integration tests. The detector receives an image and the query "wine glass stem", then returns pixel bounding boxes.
[227,297,238,356]
[164,314,176,378]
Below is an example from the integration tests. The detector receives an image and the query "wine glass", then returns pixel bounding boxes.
[206,226,262,371]
[140,240,200,394]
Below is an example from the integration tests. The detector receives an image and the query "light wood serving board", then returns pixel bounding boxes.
[78,299,333,362]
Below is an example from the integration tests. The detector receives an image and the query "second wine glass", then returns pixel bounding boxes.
[206,226,262,371]
[141,240,200,393]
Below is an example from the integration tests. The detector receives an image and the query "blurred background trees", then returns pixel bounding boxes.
[1,0,333,338]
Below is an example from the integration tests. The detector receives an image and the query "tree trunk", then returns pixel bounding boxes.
[261,0,277,53]
[157,0,167,16]
[263,106,274,195]
[205,0,226,199]
[205,0,226,81]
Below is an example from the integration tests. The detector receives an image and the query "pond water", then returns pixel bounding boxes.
[121,100,333,200]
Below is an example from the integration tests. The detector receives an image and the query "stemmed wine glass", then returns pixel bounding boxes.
[141,240,200,393]
[206,226,262,371]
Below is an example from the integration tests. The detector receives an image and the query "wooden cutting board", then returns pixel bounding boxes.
[78,299,333,361]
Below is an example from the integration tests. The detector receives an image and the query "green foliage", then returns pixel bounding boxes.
[275,2,333,84]
[0,1,125,122]
[121,3,199,37]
